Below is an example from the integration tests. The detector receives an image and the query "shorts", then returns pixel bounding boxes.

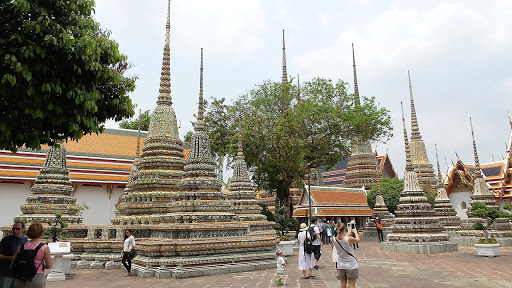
[312,245,321,260]
[276,271,285,278]
[338,268,359,280]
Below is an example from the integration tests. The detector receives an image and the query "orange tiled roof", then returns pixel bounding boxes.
[293,208,373,217]
[311,188,368,205]
[0,128,191,185]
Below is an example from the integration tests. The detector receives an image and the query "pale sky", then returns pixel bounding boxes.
[95,0,512,178]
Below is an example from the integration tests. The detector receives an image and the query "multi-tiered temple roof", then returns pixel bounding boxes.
[342,44,381,191]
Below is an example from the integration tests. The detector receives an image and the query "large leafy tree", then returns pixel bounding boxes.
[0,0,136,151]
[237,78,393,212]
[119,110,151,131]
[366,177,403,214]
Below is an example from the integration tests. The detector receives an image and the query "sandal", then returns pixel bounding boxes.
[308,275,315,278]
[303,276,310,279]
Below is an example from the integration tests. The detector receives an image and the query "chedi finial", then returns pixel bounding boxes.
[352,43,360,107]
[470,117,482,179]
[282,29,288,84]
[401,102,413,172]
[157,0,172,105]
[196,48,205,132]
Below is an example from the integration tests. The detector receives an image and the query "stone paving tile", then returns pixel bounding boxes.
[47,238,512,288]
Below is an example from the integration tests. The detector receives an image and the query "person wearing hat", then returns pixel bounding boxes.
[297,223,315,279]
[274,249,287,286]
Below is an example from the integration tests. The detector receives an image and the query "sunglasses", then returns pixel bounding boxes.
[12,228,21,231]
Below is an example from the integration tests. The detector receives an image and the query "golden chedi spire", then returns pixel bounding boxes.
[407,71,437,188]
[343,44,380,190]
[112,0,185,224]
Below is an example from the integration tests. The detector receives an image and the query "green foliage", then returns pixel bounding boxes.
[77,202,89,217]
[366,177,403,214]
[258,203,275,222]
[46,212,68,242]
[0,0,136,151]
[119,110,151,131]
[472,222,484,230]
[274,206,300,236]
[476,238,497,244]
[470,201,511,241]
[503,204,512,211]
[423,185,437,208]
[183,130,194,147]
[234,78,393,211]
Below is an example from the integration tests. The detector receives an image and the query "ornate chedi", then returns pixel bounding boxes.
[407,72,437,188]
[433,145,461,231]
[457,118,512,239]
[381,103,456,254]
[342,44,381,190]
[72,2,277,278]
[226,130,274,234]
[15,142,82,224]
[367,184,393,233]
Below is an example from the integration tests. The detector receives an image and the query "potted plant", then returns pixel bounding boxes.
[470,201,511,257]
[274,206,299,256]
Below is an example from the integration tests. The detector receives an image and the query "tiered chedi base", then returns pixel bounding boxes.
[381,171,457,254]
[433,187,461,231]
[343,142,380,190]
[16,144,82,224]
[70,224,278,278]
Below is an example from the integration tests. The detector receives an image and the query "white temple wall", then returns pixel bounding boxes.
[0,182,32,227]
[449,191,472,220]
[73,185,124,225]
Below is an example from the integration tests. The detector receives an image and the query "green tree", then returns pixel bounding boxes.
[237,78,393,213]
[119,110,151,131]
[367,177,403,214]
[471,201,512,243]
[0,0,136,151]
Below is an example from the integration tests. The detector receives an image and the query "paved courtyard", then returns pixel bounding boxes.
[47,238,511,288]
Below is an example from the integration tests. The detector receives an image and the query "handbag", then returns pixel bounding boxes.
[128,249,137,259]
[376,223,383,230]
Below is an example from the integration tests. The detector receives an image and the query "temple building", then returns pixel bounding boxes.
[0,128,150,227]
[380,103,456,254]
[444,116,512,219]
[407,72,437,189]
[292,186,373,228]
[342,45,381,191]
[456,118,512,240]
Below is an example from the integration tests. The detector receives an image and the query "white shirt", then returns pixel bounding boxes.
[123,235,135,252]
[310,224,320,246]
[276,256,286,273]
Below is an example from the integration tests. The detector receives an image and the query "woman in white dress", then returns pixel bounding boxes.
[297,223,315,279]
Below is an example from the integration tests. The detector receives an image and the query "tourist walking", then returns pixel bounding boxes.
[0,222,27,288]
[309,218,322,270]
[274,249,287,286]
[11,223,52,288]
[297,223,314,279]
[333,223,360,288]
[375,216,384,242]
[121,229,136,277]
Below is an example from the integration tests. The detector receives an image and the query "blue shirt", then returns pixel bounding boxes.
[0,235,28,277]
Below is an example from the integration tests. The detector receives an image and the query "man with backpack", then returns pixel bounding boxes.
[309,218,322,270]
[0,222,27,288]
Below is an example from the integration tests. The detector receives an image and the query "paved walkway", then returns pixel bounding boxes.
[47,238,512,288]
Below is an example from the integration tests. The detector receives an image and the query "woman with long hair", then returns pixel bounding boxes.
[121,229,135,277]
[11,223,52,288]
[333,223,360,288]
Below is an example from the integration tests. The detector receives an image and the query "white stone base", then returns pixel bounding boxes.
[475,244,500,257]
[380,241,458,254]
[276,240,295,256]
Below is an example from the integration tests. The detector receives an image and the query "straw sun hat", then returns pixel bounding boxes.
[300,223,308,231]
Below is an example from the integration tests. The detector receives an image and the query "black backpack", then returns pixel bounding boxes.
[11,243,45,283]
[308,226,318,242]
[304,231,314,254]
